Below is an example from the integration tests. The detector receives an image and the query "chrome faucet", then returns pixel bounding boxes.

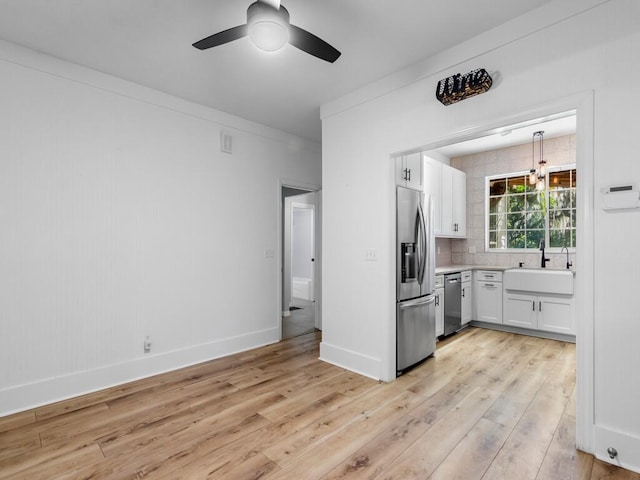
[560,246,573,270]
[540,239,550,268]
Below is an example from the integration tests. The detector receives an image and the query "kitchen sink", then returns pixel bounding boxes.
[503,268,574,295]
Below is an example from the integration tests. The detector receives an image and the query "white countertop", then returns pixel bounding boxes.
[435,265,509,275]
[435,265,575,276]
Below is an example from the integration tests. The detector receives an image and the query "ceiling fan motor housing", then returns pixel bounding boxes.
[247,2,290,51]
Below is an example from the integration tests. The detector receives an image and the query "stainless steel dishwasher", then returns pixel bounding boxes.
[444,273,462,336]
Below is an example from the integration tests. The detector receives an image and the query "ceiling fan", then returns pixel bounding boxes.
[192,0,341,63]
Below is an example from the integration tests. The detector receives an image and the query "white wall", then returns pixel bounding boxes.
[321,0,640,472]
[0,40,321,416]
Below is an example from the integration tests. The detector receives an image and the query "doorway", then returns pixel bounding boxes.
[408,93,594,453]
[282,186,319,338]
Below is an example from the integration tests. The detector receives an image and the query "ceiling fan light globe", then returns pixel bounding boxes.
[247,2,290,52]
[249,21,288,51]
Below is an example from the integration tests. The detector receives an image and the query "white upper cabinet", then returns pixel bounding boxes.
[423,156,466,238]
[450,167,467,237]
[422,156,442,235]
[396,152,423,191]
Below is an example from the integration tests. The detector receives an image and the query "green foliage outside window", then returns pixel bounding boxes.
[488,168,576,250]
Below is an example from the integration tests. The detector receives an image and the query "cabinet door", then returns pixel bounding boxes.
[435,288,444,337]
[406,152,423,190]
[440,165,466,237]
[451,168,467,237]
[477,281,503,324]
[395,156,407,186]
[423,156,442,235]
[538,296,575,334]
[461,282,472,325]
[396,152,422,190]
[503,293,537,329]
[440,166,454,236]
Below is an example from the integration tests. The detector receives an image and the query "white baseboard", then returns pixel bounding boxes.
[0,327,280,418]
[594,425,640,474]
[319,341,381,381]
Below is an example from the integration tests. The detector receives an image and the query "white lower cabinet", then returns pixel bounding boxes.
[503,293,537,329]
[537,296,575,334]
[461,282,472,325]
[476,281,503,324]
[435,275,444,337]
[503,292,574,334]
[475,270,503,324]
[435,287,444,337]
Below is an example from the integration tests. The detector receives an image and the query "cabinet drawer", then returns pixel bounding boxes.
[435,275,444,288]
[476,270,502,282]
[461,270,472,282]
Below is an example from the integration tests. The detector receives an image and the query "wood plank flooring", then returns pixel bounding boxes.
[1,327,639,479]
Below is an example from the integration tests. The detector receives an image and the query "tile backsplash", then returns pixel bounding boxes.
[435,238,452,267]
[447,133,576,270]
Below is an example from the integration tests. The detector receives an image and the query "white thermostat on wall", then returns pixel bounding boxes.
[602,184,640,211]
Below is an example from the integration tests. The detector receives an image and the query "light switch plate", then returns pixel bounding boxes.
[220,131,233,154]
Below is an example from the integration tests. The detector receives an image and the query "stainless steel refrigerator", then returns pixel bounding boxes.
[396,186,436,375]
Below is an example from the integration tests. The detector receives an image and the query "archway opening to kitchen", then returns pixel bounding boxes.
[401,102,592,454]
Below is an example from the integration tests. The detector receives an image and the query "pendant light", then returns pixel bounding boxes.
[530,130,547,189]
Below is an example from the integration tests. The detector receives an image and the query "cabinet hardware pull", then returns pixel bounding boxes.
[532,301,535,311]
[462,288,465,298]
[539,301,542,311]
[408,168,411,181]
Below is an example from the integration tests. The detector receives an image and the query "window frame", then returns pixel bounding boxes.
[484,163,577,253]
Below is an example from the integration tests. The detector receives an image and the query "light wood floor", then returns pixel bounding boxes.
[1,327,639,479]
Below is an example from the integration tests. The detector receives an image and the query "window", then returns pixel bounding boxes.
[487,166,576,251]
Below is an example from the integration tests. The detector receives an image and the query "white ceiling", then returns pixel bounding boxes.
[0,0,555,143]
[435,113,577,158]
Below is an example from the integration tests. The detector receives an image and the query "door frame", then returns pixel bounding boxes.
[277,179,321,339]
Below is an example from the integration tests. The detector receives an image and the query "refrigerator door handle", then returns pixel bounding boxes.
[416,201,427,286]
[399,295,435,310]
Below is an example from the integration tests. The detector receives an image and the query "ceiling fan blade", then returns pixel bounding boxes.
[193,24,248,50]
[258,0,281,10]
[288,24,341,63]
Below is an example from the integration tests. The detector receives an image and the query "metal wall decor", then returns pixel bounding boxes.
[435,68,493,106]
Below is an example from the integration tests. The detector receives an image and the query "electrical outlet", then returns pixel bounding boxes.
[144,336,152,353]
[364,249,378,261]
